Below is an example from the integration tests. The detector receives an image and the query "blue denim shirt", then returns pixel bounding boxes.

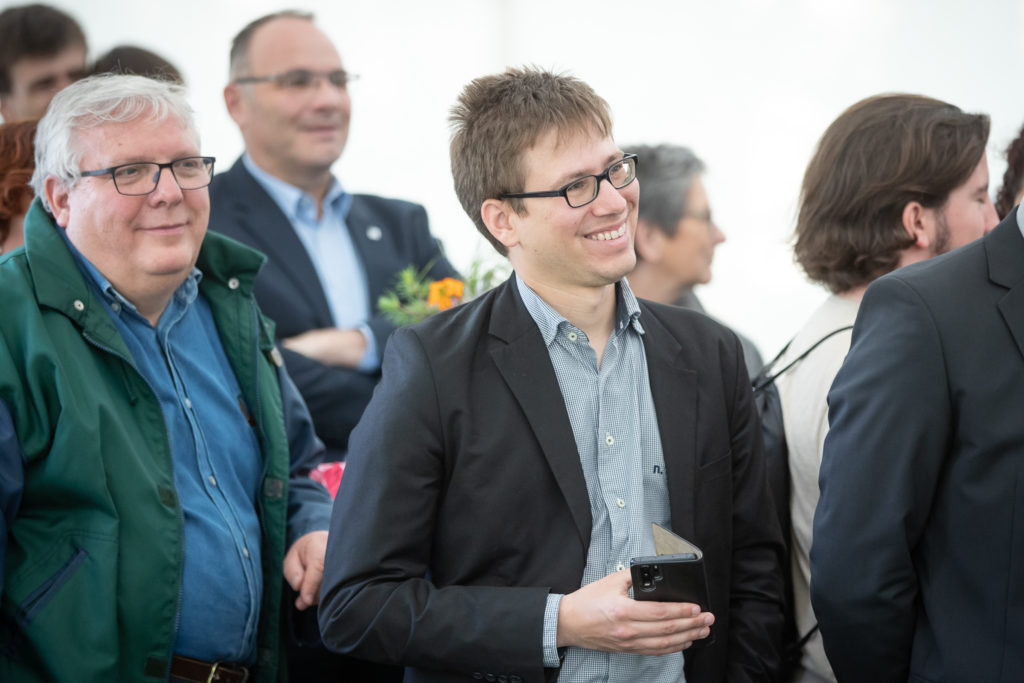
[68,244,265,664]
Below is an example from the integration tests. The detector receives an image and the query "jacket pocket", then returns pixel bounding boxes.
[697,450,733,483]
[16,546,88,628]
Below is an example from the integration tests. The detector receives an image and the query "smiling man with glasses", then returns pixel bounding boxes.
[211,12,457,492]
[0,74,334,683]
[319,67,785,683]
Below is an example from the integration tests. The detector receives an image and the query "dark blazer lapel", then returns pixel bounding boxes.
[219,161,334,321]
[487,280,592,549]
[987,213,1024,361]
[346,199,389,305]
[639,305,699,543]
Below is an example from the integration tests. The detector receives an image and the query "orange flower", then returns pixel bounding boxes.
[427,277,465,311]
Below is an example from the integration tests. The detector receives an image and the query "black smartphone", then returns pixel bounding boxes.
[630,552,710,611]
[631,552,714,647]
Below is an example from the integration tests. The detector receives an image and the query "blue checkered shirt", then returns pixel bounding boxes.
[516,276,684,683]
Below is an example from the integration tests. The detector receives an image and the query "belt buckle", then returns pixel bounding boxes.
[206,661,250,683]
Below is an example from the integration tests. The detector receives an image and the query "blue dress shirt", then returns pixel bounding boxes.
[68,241,265,664]
[517,276,682,683]
[243,154,379,371]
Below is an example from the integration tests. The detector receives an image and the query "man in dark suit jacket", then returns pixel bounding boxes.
[210,10,456,459]
[319,66,784,683]
[212,11,455,681]
[812,206,1024,681]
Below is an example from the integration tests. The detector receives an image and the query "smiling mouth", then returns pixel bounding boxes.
[587,224,627,241]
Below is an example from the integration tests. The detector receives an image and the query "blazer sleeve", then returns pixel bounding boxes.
[276,346,380,456]
[721,330,786,682]
[811,275,951,682]
[318,327,549,678]
[0,397,23,607]
[279,364,333,547]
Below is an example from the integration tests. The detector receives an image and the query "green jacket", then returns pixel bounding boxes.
[0,201,330,682]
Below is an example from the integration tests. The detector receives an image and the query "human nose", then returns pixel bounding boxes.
[709,217,726,244]
[147,166,183,204]
[590,176,630,214]
[309,75,347,107]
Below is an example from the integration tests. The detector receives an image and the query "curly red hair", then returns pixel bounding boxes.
[0,119,37,245]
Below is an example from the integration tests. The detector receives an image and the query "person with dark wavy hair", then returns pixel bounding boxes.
[994,121,1024,219]
[0,119,36,254]
[776,93,997,683]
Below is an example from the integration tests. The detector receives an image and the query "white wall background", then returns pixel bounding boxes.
[10,0,1024,356]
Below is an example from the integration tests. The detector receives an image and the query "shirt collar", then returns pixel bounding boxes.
[59,226,201,316]
[242,153,352,223]
[515,274,644,346]
[1017,202,1024,240]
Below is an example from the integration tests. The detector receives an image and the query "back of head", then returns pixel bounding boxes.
[0,119,37,240]
[30,73,197,211]
[631,143,705,236]
[795,93,989,294]
[995,121,1024,220]
[0,4,86,94]
[449,66,613,256]
[92,46,184,85]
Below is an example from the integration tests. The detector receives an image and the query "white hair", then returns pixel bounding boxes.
[30,73,199,211]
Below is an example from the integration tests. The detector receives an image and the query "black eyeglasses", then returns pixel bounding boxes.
[499,154,638,208]
[80,156,216,196]
[233,69,358,90]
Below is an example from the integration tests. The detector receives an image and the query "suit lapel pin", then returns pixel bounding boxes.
[366,225,383,241]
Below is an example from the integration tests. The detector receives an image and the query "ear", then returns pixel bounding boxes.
[901,200,933,250]
[481,198,520,251]
[224,82,247,127]
[634,219,665,263]
[43,176,73,228]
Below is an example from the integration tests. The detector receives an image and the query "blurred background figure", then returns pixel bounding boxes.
[994,120,1024,219]
[91,45,184,84]
[0,119,38,254]
[776,93,996,683]
[0,3,86,122]
[628,143,763,375]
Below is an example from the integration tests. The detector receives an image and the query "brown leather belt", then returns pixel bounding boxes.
[169,654,250,683]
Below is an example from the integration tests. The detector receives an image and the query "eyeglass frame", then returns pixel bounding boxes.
[232,69,359,90]
[79,156,216,196]
[498,153,639,208]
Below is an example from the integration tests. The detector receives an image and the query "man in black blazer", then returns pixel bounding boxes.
[210,10,456,459]
[212,11,456,681]
[813,206,1024,681]
[319,67,784,683]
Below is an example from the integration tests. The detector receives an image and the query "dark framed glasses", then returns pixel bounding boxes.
[499,153,638,208]
[233,69,357,90]
[79,156,215,196]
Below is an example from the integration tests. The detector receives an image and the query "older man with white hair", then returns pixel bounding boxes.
[0,74,332,683]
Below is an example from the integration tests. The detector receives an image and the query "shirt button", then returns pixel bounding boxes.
[616,497,626,509]
[605,433,614,446]
[184,398,193,409]
[567,332,578,342]
[228,277,240,290]
[73,299,85,311]
[243,546,250,558]
[111,302,121,313]
[208,475,217,487]
[616,562,625,572]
